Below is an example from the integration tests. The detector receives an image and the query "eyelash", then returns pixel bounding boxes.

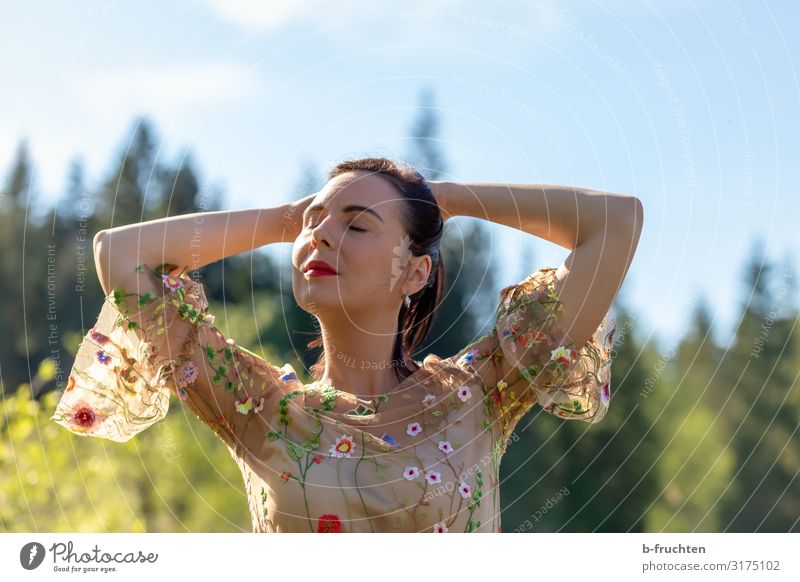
[305,219,366,233]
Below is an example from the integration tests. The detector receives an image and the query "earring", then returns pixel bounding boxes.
[403,294,411,308]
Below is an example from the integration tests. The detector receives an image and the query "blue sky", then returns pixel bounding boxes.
[1,0,797,353]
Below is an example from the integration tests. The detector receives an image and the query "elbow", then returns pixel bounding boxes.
[93,230,109,264]
[614,196,644,236]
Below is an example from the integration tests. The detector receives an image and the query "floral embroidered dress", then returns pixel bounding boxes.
[51,263,615,533]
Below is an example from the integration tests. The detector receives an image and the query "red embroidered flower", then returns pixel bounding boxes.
[312,455,324,464]
[68,400,107,433]
[491,392,502,407]
[72,404,96,429]
[317,514,342,533]
[90,329,109,345]
[279,471,292,483]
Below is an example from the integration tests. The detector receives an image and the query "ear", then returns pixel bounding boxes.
[403,254,432,296]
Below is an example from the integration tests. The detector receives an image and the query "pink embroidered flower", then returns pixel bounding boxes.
[330,434,355,458]
[421,394,437,407]
[162,273,183,291]
[235,396,253,415]
[403,466,420,480]
[458,482,472,499]
[406,422,422,437]
[438,440,453,454]
[600,382,611,405]
[174,361,199,388]
[457,385,472,401]
[432,521,448,533]
[425,470,442,485]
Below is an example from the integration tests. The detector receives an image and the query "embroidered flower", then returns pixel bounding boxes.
[235,396,253,415]
[600,382,611,405]
[518,329,548,348]
[425,470,442,485]
[253,396,265,413]
[96,350,111,365]
[318,514,342,533]
[457,348,478,367]
[438,440,453,454]
[457,385,472,401]
[279,471,292,483]
[90,329,109,345]
[406,422,422,437]
[490,392,501,407]
[551,346,574,364]
[174,360,199,388]
[403,466,420,480]
[162,273,183,291]
[68,400,107,433]
[458,482,472,499]
[177,387,189,401]
[280,371,299,383]
[432,521,448,533]
[312,455,324,464]
[421,394,437,407]
[65,375,76,392]
[496,380,507,393]
[330,434,355,458]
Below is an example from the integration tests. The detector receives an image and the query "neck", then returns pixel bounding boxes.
[316,312,416,399]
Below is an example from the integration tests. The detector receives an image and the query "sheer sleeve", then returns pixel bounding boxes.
[451,266,616,444]
[50,262,299,458]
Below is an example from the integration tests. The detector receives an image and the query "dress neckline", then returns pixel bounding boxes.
[307,360,427,405]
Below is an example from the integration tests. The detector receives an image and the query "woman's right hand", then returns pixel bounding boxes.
[283,192,317,240]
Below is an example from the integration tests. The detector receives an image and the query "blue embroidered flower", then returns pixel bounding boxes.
[96,350,111,365]
[381,433,398,446]
[457,348,478,367]
[280,371,298,382]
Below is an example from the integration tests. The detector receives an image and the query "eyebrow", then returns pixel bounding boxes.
[303,203,384,224]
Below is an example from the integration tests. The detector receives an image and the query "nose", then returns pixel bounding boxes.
[310,220,333,250]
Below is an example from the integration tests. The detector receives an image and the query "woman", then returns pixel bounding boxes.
[51,157,643,533]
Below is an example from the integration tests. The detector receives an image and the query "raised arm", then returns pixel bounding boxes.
[51,197,316,455]
[430,180,643,347]
[93,193,316,297]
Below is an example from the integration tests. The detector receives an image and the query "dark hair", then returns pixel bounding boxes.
[306,157,446,383]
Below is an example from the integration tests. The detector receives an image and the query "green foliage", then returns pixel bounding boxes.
[2,111,798,533]
[0,384,250,532]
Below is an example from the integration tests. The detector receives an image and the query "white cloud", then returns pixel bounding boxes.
[70,62,260,122]
[204,0,314,30]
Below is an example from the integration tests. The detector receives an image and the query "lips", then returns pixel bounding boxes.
[304,259,338,275]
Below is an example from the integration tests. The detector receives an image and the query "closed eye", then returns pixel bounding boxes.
[305,219,367,233]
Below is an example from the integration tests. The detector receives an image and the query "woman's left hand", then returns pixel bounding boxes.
[428,180,454,221]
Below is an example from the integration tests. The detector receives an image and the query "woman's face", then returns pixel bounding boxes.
[291,170,430,322]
